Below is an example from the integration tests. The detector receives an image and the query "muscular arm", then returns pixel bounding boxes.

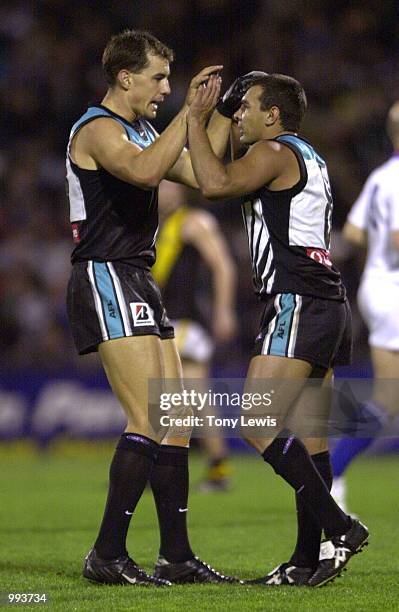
[230,117,247,161]
[186,79,299,199]
[208,110,233,158]
[74,65,225,190]
[167,110,232,188]
[188,116,285,199]
[183,210,237,342]
[75,110,189,189]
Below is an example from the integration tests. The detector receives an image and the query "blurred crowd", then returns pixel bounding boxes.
[1,0,398,370]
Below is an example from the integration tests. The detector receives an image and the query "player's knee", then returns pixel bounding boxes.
[241,431,274,454]
[125,402,167,442]
[303,437,328,455]
[163,403,194,440]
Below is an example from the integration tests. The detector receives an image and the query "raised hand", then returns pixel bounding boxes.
[188,74,222,123]
[185,65,223,107]
[216,70,268,118]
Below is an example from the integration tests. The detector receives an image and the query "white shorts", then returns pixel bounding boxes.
[172,319,214,363]
[357,276,399,350]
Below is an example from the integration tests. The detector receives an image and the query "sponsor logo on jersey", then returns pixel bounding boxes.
[71,223,80,244]
[130,302,155,327]
[306,248,332,268]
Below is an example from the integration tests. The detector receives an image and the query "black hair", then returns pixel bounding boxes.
[102,29,174,86]
[251,74,307,132]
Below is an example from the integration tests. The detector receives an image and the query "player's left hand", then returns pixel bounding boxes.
[185,65,223,107]
[216,70,268,118]
[188,74,222,124]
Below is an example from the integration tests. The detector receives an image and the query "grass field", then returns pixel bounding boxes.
[0,443,398,611]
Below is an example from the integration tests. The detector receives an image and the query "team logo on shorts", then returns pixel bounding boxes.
[130,302,155,327]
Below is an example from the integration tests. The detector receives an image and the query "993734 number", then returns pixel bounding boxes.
[3,593,47,604]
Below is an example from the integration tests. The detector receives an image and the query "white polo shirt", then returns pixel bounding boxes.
[349,154,399,348]
[348,153,399,281]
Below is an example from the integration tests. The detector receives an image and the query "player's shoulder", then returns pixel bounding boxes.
[79,116,126,140]
[246,139,296,167]
[248,139,286,155]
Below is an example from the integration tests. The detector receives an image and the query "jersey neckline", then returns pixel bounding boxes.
[90,104,143,130]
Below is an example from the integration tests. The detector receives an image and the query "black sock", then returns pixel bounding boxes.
[94,433,158,559]
[289,451,333,569]
[150,445,194,563]
[262,431,350,538]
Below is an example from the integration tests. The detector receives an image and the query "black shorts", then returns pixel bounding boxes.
[67,261,174,355]
[255,293,352,370]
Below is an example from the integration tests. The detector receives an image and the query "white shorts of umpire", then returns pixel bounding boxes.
[358,276,399,350]
[172,319,214,363]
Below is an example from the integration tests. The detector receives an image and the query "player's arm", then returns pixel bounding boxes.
[343,175,375,248]
[187,77,285,199]
[224,70,267,163]
[78,65,223,189]
[342,221,367,248]
[167,110,232,188]
[190,131,284,200]
[166,149,198,189]
[79,114,189,189]
[230,117,247,161]
[183,210,237,342]
[168,71,264,188]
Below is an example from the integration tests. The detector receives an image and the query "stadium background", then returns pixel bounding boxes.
[1,0,399,443]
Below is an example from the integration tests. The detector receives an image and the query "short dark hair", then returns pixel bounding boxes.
[102,29,174,86]
[251,74,307,132]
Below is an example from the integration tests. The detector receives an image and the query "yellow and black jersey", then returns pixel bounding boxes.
[152,207,208,328]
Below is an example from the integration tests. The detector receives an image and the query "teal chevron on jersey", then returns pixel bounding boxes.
[69,106,156,149]
[278,134,326,166]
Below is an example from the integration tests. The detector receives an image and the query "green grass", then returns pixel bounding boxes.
[0,444,398,611]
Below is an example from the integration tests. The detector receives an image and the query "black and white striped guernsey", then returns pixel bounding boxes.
[66,105,158,268]
[241,134,345,301]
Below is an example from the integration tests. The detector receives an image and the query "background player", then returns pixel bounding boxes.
[153,180,237,491]
[186,72,369,587]
[66,29,240,586]
[331,101,399,510]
